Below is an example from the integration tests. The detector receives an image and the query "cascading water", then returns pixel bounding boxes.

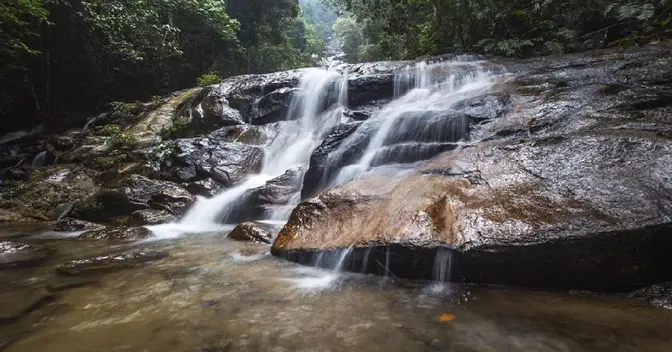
[148,69,348,238]
[150,55,504,287]
[329,58,503,187]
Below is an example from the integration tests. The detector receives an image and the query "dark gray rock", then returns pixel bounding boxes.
[247,168,304,215]
[173,138,264,186]
[250,87,298,125]
[228,222,277,244]
[57,251,168,275]
[78,226,154,241]
[302,121,365,199]
[347,74,396,108]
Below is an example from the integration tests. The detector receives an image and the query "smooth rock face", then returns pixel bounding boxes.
[0,241,48,268]
[273,44,672,291]
[247,168,303,214]
[173,138,263,186]
[78,226,154,241]
[57,251,168,275]
[228,222,276,244]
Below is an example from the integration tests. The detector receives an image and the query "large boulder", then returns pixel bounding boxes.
[200,69,309,126]
[273,44,672,292]
[172,138,264,186]
[72,174,194,222]
[246,168,304,217]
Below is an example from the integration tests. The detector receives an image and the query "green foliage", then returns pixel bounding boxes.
[326,0,672,61]
[196,73,223,87]
[145,141,177,172]
[159,117,190,140]
[0,0,321,132]
[93,124,138,150]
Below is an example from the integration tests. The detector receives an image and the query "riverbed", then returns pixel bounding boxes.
[2,226,671,352]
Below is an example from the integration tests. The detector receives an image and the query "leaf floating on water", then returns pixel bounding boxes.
[438,313,455,322]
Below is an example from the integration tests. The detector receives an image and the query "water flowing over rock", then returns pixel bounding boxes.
[52,218,105,232]
[272,44,672,291]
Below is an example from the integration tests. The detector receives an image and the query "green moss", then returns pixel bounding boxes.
[196,73,223,87]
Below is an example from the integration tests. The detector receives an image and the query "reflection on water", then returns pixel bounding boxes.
[1,231,671,352]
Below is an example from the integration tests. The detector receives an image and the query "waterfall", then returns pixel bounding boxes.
[149,56,503,247]
[327,58,502,188]
[148,69,347,238]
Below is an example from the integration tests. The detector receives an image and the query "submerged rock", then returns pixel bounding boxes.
[228,222,277,244]
[57,251,168,275]
[0,241,48,268]
[78,226,153,241]
[0,288,54,323]
[273,44,672,292]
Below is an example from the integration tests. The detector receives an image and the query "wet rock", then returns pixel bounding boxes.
[302,121,365,198]
[78,226,153,241]
[343,109,371,121]
[73,174,194,222]
[250,87,298,125]
[0,241,48,268]
[347,74,396,108]
[127,89,203,143]
[274,44,672,292]
[185,178,223,197]
[629,283,672,310]
[57,250,168,275]
[246,168,304,216]
[131,209,175,225]
[52,218,105,232]
[5,168,29,181]
[173,138,263,186]
[201,69,309,126]
[451,93,511,121]
[228,222,276,244]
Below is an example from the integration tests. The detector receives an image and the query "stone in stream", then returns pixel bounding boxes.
[57,251,169,275]
[0,241,48,268]
[0,287,55,323]
[273,44,672,292]
[78,226,154,241]
[184,178,223,197]
[228,222,277,244]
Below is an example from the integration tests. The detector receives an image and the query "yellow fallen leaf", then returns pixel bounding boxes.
[438,313,455,322]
